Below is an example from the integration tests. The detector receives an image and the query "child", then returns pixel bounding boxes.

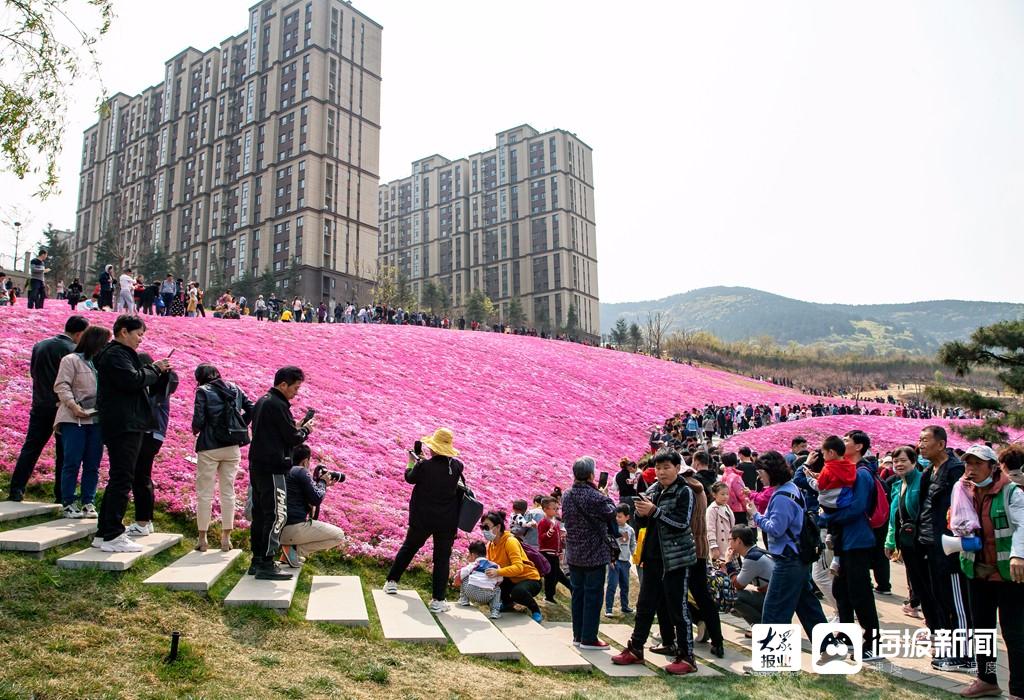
[522,495,545,547]
[537,497,573,602]
[808,435,857,574]
[605,504,636,616]
[457,541,503,618]
[706,482,735,564]
[510,499,529,537]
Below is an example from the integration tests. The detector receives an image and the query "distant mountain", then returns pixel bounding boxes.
[600,286,1024,355]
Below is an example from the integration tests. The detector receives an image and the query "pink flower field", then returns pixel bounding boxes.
[0,305,989,559]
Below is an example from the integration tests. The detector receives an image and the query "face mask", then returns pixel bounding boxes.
[1008,471,1024,487]
[918,458,931,469]
[971,476,993,488]
[482,529,496,542]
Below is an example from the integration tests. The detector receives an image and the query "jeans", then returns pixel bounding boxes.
[605,560,631,611]
[385,523,456,601]
[500,578,542,615]
[687,559,723,645]
[628,558,694,663]
[11,405,63,501]
[249,472,288,562]
[59,423,102,506]
[969,577,1024,696]
[542,552,572,600]
[570,564,607,643]
[133,434,162,522]
[832,547,880,653]
[97,432,144,541]
[761,553,828,640]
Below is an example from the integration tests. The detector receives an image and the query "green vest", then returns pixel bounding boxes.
[961,483,1018,582]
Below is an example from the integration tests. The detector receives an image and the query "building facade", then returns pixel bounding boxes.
[378,125,599,338]
[73,0,381,304]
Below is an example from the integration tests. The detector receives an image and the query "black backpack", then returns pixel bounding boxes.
[205,384,249,447]
[775,490,823,565]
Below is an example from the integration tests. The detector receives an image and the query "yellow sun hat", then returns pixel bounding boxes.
[421,427,459,457]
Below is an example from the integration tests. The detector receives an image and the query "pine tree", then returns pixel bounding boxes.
[138,245,170,281]
[507,296,526,328]
[628,322,643,353]
[258,267,277,299]
[41,224,72,287]
[465,289,494,325]
[565,302,579,336]
[611,318,629,347]
[925,319,1024,443]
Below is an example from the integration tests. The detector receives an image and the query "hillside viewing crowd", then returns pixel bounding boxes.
[4,312,1022,693]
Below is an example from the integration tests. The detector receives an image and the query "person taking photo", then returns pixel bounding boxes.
[279,444,345,566]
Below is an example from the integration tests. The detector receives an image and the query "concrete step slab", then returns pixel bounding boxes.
[143,548,242,591]
[57,533,182,571]
[224,566,302,609]
[306,576,369,626]
[545,622,654,677]
[599,622,724,676]
[370,589,446,644]
[0,518,97,552]
[0,501,61,523]
[434,605,521,660]
[491,614,591,671]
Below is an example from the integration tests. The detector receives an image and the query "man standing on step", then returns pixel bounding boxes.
[8,315,89,503]
[248,366,313,580]
[92,315,171,553]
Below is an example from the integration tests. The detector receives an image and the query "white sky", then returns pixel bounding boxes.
[2,0,1022,305]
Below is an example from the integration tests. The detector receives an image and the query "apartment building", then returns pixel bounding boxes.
[378,125,599,338]
[73,0,381,303]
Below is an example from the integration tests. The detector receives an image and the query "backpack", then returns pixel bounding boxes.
[520,541,551,576]
[775,490,824,565]
[205,384,249,446]
[863,467,890,529]
[705,563,737,612]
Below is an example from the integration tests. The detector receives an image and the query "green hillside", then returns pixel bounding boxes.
[600,287,1023,355]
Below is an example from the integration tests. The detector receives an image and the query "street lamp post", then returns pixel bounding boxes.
[12,221,22,271]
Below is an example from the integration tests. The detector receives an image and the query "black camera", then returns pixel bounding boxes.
[313,465,345,483]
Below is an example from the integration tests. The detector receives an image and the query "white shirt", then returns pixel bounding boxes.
[119,274,135,291]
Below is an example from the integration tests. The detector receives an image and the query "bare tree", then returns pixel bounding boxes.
[644,311,673,358]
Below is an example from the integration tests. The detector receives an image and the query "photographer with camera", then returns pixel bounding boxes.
[278,444,345,567]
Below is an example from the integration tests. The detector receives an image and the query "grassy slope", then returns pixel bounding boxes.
[0,479,939,700]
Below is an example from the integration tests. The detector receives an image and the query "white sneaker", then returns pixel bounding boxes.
[81,503,98,518]
[125,522,154,538]
[91,536,105,548]
[428,599,450,613]
[382,580,398,594]
[457,597,472,607]
[100,533,144,553]
[63,504,84,519]
[489,609,502,619]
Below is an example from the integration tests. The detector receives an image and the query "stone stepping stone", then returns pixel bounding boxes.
[491,614,591,671]
[434,605,521,660]
[544,622,654,677]
[0,518,97,552]
[600,622,724,676]
[224,566,302,609]
[143,548,242,591]
[57,533,182,571]
[370,589,446,644]
[0,501,61,523]
[305,576,369,626]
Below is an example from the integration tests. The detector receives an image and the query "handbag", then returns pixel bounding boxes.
[897,489,917,550]
[456,473,483,533]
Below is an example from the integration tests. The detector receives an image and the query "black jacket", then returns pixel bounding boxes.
[405,455,464,532]
[99,271,113,293]
[637,476,698,573]
[285,466,327,525]
[94,341,163,437]
[191,380,255,452]
[147,369,179,439]
[917,449,965,547]
[248,388,309,474]
[30,334,76,410]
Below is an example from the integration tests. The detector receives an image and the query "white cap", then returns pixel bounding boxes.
[963,445,998,463]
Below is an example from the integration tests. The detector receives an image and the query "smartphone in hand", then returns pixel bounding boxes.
[598,471,608,489]
[301,408,315,425]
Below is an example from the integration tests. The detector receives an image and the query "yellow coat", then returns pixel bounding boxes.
[487,532,540,583]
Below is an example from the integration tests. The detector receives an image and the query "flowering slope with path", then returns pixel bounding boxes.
[0,306,945,559]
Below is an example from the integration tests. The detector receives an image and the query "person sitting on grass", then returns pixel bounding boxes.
[457,540,504,619]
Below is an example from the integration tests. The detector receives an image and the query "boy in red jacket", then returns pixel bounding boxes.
[537,496,573,602]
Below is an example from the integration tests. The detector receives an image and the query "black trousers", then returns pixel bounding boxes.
[250,471,288,562]
[500,578,542,614]
[385,523,456,601]
[686,560,723,645]
[833,547,880,653]
[926,545,974,661]
[27,281,45,309]
[902,547,939,630]
[871,525,891,591]
[629,558,694,663]
[970,577,1024,696]
[97,432,144,540]
[542,552,572,599]
[133,434,162,522]
[732,589,766,626]
[11,406,63,502]
[160,293,174,315]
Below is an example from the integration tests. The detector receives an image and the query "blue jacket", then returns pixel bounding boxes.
[792,465,820,513]
[820,466,875,552]
[753,481,805,558]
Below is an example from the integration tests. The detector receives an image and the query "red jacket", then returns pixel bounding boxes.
[537,516,565,554]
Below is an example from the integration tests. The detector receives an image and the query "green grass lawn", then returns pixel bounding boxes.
[0,480,947,700]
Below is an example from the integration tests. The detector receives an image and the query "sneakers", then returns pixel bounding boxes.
[604,609,616,617]
[63,504,84,519]
[874,587,892,595]
[382,580,398,594]
[91,536,105,549]
[959,680,1003,698]
[81,503,98,518]
[580,640,610,651]
[125,522,154,538]
[254,562,293,580]
[428,600,450,613]
[611,647,645,665]
[100,533,145,553]
[280,545,304,568]
[902,603,922,619]
[665,658,697,675]
[531,611,543,623]
[489,608,502,620]
[7,489,24,502]
[457,597,472,607]
[622,607,635,614]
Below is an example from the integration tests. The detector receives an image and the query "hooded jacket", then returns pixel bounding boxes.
[94,341,162,437]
